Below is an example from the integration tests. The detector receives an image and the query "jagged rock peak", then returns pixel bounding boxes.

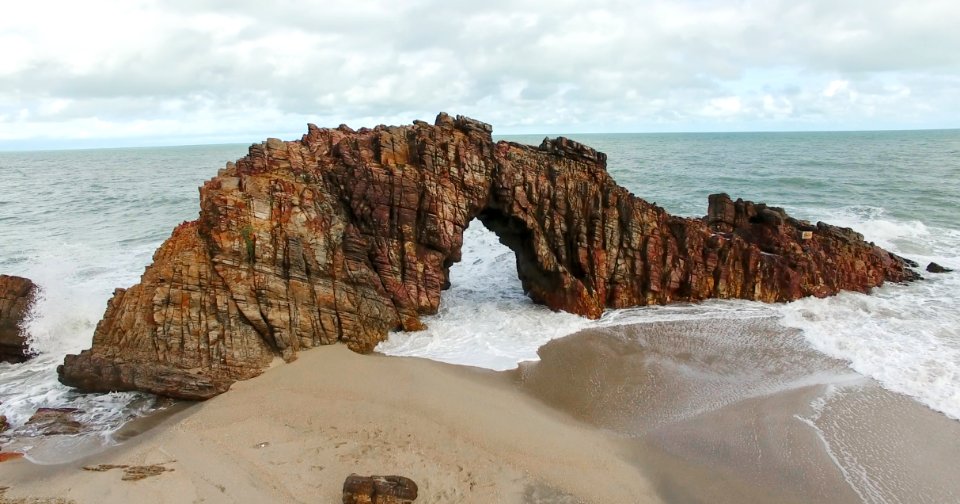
[538,136,606,163]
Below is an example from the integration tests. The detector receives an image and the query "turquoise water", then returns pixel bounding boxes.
[1,130,958,461]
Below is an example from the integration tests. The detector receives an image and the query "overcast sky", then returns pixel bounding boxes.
[2,0,958,149]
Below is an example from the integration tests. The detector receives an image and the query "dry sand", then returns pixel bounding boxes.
[0,345,661,504]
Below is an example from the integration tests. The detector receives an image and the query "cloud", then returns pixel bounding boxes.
[1,0,958,148]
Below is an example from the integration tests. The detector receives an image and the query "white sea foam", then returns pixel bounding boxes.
[377,223,595,370]
[0,240,158,438]
[778,205,960,421]
[793,384,889,504]
[378,221,794,370]
[0,145,239,457]
[792,381,958,504]
[382,209,960,423]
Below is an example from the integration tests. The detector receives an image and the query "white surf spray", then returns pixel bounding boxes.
[0,145,243,458]
[377,222,595,370]
[778,205,960,421]
[381,208,960,423]
[0,240,161,450]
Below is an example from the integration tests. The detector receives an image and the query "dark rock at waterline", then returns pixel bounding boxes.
[897,255,920,268]
[0,274,37,364]
[57,114,921,400]
[0,414,8,433]
[926,262,953,273]
[343,474,418,504]
[24,407,84,436]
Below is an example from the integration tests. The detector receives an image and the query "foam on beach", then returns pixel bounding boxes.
[780,205,960,421]
[381,211,960,423]
[379,209,960,503]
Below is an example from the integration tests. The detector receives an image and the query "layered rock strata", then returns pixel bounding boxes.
[0,275,37,363]
[58,114,919,399]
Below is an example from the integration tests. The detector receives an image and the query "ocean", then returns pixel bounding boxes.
[382,130,960,422]
[1,130,958,468]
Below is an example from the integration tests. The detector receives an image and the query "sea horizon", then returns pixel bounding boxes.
[2,125,958,153]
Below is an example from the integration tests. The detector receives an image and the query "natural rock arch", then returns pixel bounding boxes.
[59,113,918,399]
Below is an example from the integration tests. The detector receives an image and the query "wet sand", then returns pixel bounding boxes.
[517,319,960,503]
[4,317,959,503]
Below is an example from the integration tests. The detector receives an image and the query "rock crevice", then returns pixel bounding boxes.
[58,114,918,399]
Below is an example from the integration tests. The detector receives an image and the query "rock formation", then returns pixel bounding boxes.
[58,113,919,399]
[343,474,418,504]
[23,407,83,436]
[0,275,37,364]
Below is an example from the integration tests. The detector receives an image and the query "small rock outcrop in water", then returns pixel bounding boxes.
[343,474,418,504]
[24,407,83,436]
[57,114,919,399]
[926,262,953,273]
[0,274,37,364]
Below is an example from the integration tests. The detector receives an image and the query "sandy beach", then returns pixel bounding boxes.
[1,345,661,504]
[4,318,960,503]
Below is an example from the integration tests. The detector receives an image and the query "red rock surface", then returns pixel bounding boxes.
[0,274,37,364]
[57,114,919,399]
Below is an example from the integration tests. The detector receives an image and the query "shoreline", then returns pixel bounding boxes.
[3,318,959,503]
[515,320,960,503]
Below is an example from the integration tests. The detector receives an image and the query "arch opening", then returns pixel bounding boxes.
[378,216,592,369]
[474,207,563,303]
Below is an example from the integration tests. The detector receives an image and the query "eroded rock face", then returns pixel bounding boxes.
[57,113,919,399]
[0,275,37,364]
